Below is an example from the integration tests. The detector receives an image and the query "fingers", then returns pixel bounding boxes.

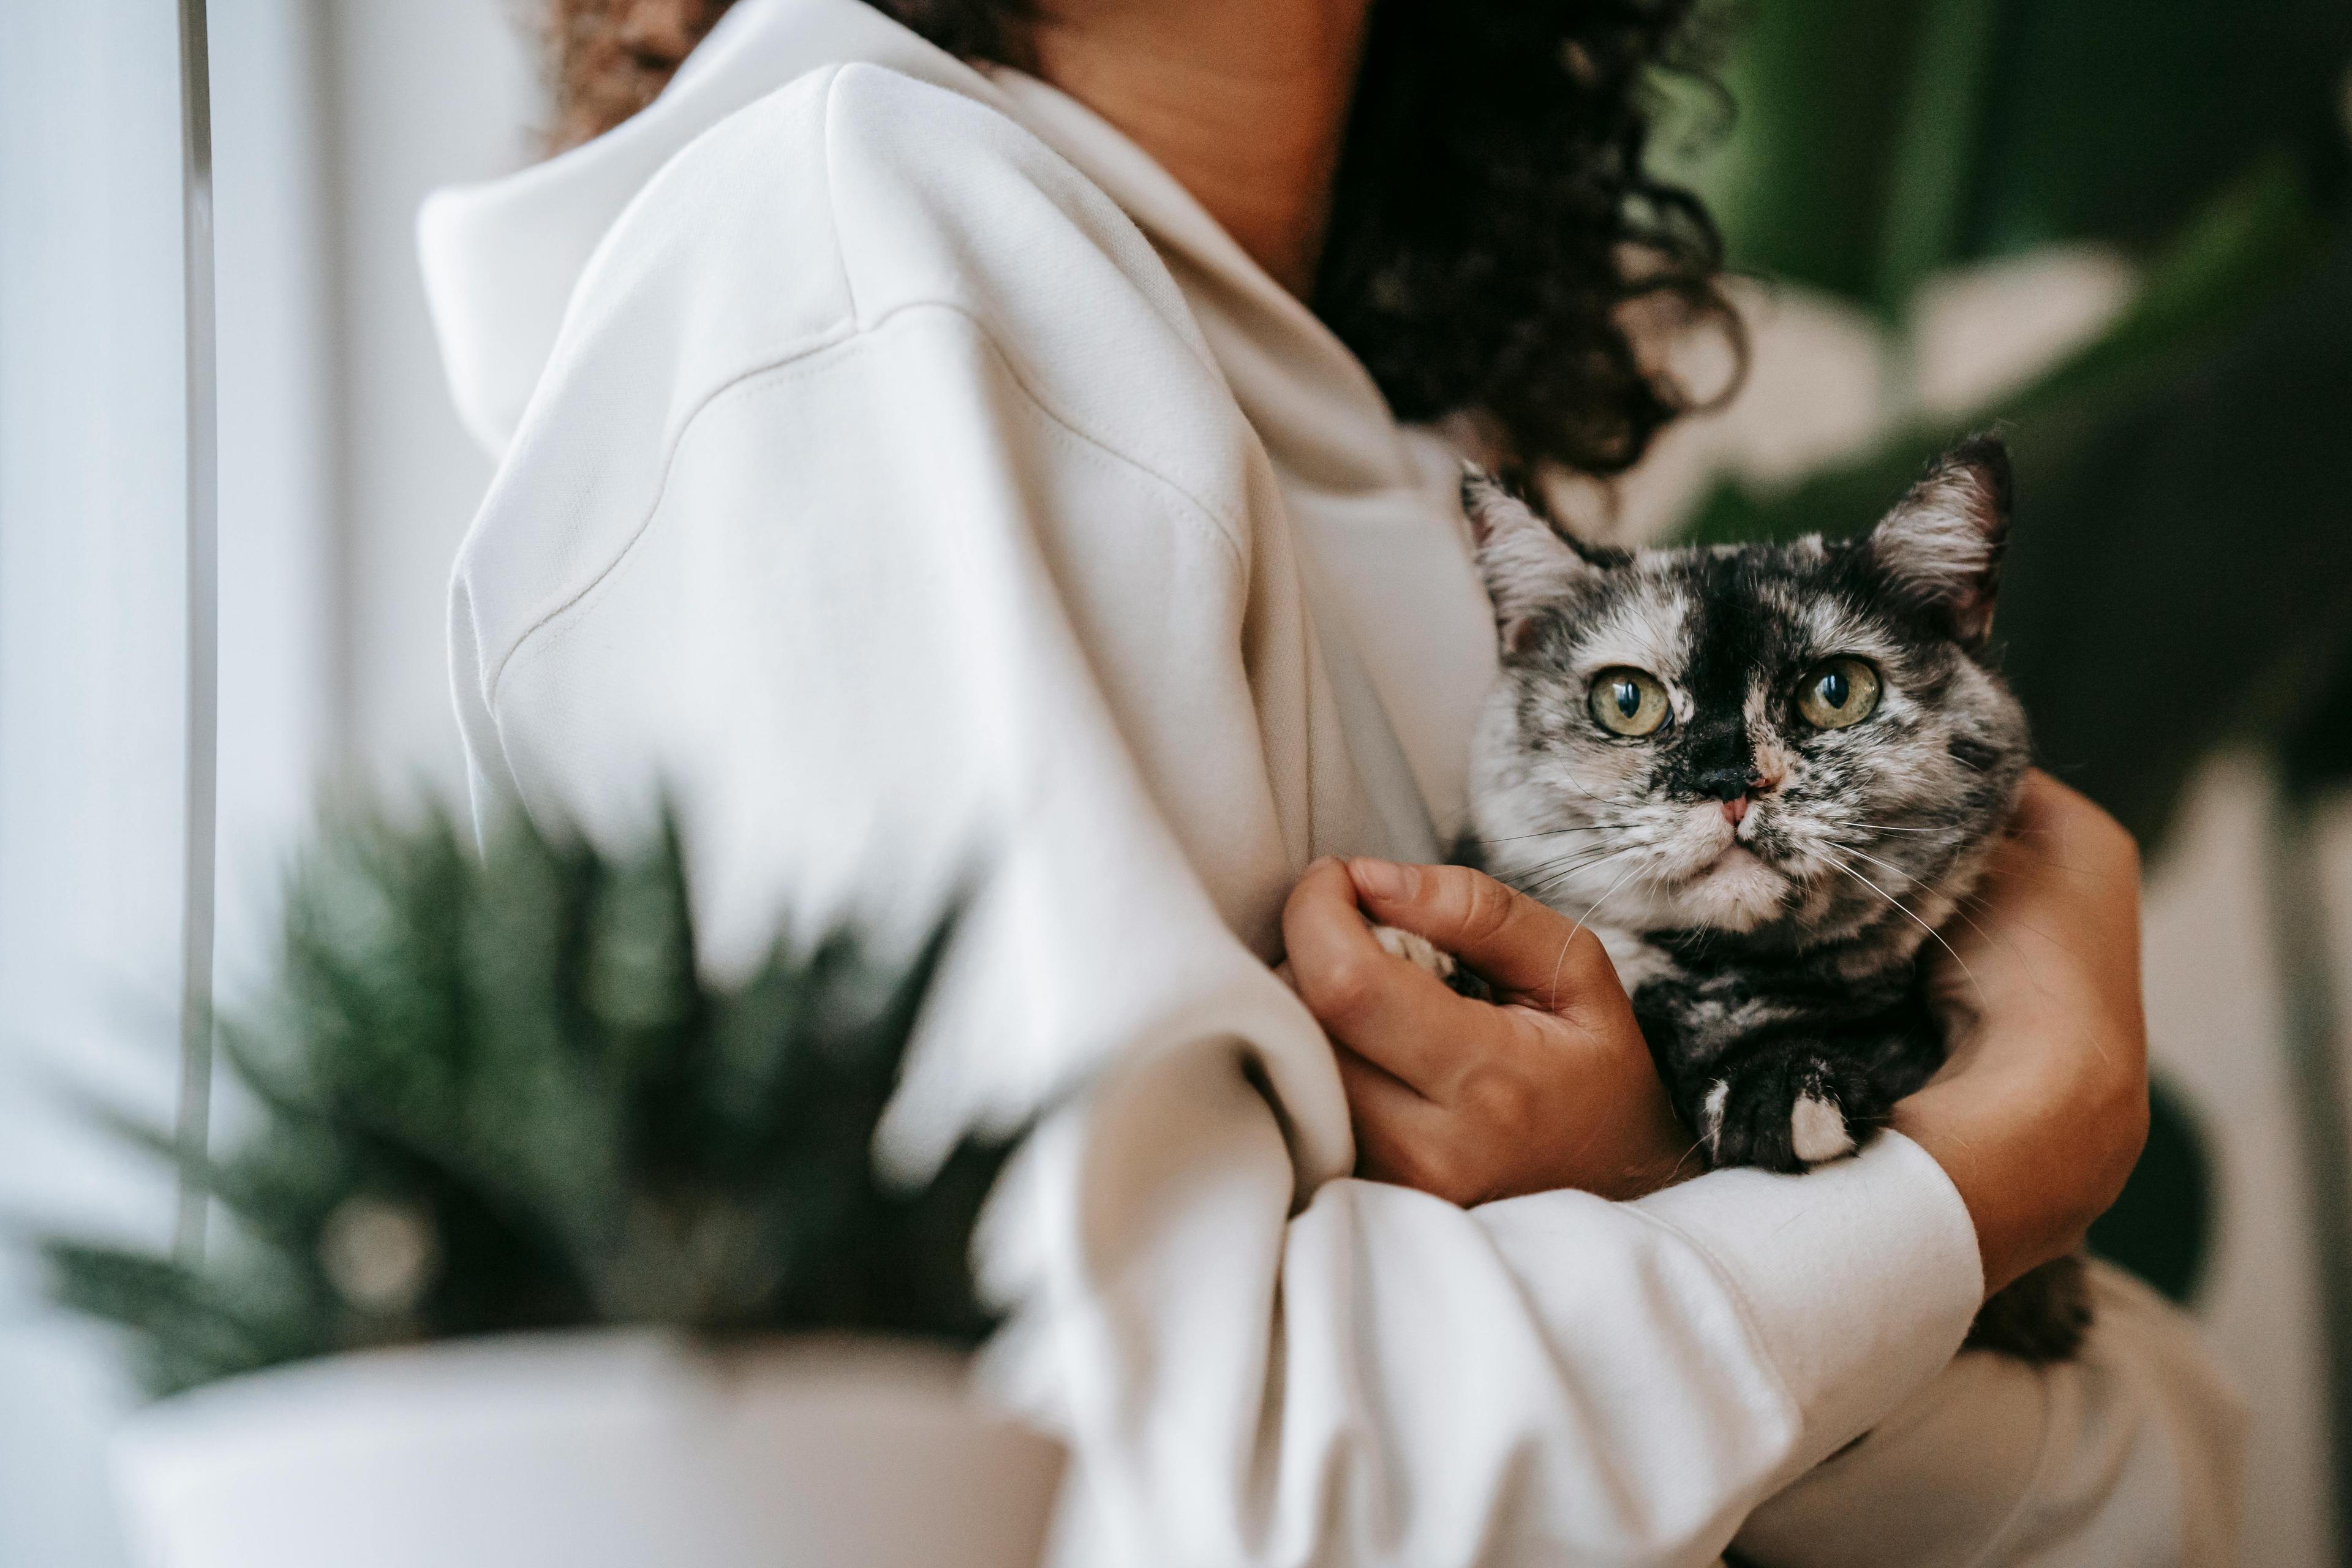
[1287,856,1692,1208]
[1345,858,1618,1013]
[1335,1050,1471,1202]
[1281,858,1481,1096]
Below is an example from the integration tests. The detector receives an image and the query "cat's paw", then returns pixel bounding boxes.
[1368,923,1493,1001]
[1371,922,1455,980]
[1691,1047,1890,1173]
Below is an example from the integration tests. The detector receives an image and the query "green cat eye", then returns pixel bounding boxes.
[1588,668,1672,737]
[1796,657,1882,729]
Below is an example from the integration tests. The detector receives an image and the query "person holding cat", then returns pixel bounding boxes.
[423,0,2241,1561]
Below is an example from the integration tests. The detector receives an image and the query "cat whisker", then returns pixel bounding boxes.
[1470,822,1643,846]
[1520,843,1643,903]
[1566,858,1650,950]
[1947,889,2083,978]
[1544,764,1632,810]
[1535,853,1649,1008]
[1825,839,1924,890]
[1816,846,1987,1009]
[1514,839,1642,882]
[1833,837,2012,957]
[1665,1135,1713,1183]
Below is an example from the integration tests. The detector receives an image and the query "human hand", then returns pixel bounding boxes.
[1281,858,1693,1205]
[1894,770,2150,1295]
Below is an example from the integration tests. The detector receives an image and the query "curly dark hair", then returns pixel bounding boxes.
[540,0,1734,477]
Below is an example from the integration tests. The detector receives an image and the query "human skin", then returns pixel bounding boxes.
[1028,0,1376,296]
[1283,771,2151,1298]
[1280,855,1700,1205]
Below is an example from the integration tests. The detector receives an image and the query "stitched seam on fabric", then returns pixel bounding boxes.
[940,307,1246,564]
[490,302,1250,711]
[481,65,863,703]
[807,70,1242,559]
[482,318,859,700]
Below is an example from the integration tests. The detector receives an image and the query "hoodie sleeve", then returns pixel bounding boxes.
[451,62,2004,1568]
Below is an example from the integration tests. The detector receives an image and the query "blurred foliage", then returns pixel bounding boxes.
[1689,0,2352,322]
[2086,1078,2211,1304]
[39,810,1010,1397]
[1672,0,2352,847]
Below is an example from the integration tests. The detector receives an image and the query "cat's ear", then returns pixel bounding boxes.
[1461,466,1608,653]
[1865,435,2012,650]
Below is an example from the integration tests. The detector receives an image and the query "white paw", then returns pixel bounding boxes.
[1700,1080,1729,1158]
[1371,923,1456,981]
[1790,1093,1855,1164]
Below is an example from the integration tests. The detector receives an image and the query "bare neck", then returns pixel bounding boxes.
[1030,0,1374,298]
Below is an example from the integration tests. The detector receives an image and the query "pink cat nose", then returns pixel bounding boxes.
[1721,771,1779,826]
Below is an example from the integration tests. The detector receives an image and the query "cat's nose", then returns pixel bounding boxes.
[1702,767,1773,826]
[1696,766,1761,803]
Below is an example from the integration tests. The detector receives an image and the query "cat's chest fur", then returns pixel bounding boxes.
[1607,923,1951,1158]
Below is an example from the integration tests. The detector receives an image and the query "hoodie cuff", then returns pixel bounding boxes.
[1634,1131,1984,1468]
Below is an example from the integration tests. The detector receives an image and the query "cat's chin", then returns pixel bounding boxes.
[1672,845,1790,932]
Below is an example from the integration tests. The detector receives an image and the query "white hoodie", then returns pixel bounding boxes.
[420,1,2242,1562]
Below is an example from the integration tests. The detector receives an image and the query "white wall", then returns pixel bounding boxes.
[0,5,531,1563]
[214,0,339,992]
[0,7,203,1565]
[321,0,538,796]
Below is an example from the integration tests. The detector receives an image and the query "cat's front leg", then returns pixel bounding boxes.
[1684,1041,1894,1174]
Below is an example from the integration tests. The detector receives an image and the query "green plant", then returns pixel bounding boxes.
[40,809,1011,1397]
[1667,0,2352,846]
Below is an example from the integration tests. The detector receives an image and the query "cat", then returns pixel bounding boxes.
[1397,435,2088,1361]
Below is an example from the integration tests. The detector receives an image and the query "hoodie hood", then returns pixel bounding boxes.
[419,0,1413,487]
[418,0,992,456]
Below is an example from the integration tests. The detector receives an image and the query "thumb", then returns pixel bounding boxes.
[1346,859,1619,1012]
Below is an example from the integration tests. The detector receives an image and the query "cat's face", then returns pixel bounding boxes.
[1464,440,2030,951]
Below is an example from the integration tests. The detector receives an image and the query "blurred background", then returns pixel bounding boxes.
[1,1,2347,1563]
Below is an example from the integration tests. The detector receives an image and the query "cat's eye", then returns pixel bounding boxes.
[1588,668,1672,737]
[1795,658,1882,729]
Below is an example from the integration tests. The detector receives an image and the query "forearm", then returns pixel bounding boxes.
[999,1046,1983,1567]
[1894,771,2151,1296]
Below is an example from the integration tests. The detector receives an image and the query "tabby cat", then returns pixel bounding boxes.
[1433,437,2086,1360]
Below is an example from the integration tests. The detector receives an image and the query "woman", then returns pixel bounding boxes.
[421,0,2241,1560]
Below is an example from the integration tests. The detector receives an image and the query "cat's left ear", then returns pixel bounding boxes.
[1865,435,2013,650]
[1461,466,1611,654]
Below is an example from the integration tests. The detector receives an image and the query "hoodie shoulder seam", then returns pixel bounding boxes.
[481,301,1248,710]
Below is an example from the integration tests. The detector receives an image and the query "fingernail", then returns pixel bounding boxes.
[1350,858,1416,900]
